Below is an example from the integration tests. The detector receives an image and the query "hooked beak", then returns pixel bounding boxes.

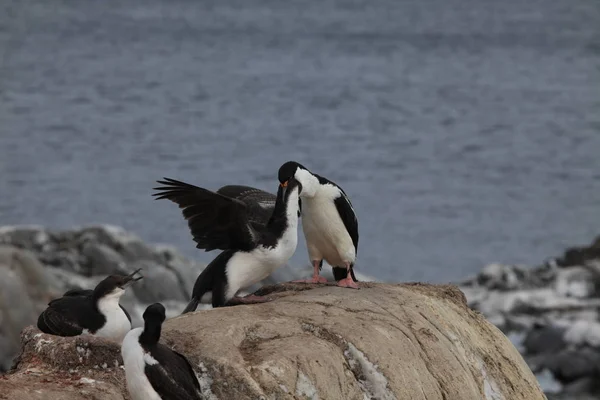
[119,268,144,289]
[280,180,289,198]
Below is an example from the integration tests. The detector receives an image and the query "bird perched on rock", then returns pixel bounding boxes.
[278,161,359,289]
[153,176,302,312]
[122,303,202,400]
[37,269,143,343]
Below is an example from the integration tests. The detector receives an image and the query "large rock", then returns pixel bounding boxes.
[2,327,127,400]
[0,283,544,400]
[0,246,58,371]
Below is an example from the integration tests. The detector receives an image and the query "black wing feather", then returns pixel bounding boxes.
[37,296,98,336]
[145,344,202,400]
[332,189,359,253]
[38,307,83,336]
[63,289,93,297]
[62,288,132,323]
[153,178,259,252]
[172,350,201,392]
[333,189,359,281]
[217,185,277,229]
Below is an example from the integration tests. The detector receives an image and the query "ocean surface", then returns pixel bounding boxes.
[1,0,599,283]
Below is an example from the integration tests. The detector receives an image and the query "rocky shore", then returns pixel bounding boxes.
[459,236,600,400]
[0,282,545,400]
[0,224,364,373]
[1,224,599,399]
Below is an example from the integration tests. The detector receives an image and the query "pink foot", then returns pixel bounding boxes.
[292,275,329,284]
[227,294,272,305]
[337,277,359,289]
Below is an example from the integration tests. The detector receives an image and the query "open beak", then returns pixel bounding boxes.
[280,180,288,188]
[119,268,144,289]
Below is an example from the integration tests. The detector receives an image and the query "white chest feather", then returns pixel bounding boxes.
[301,184,356,266]
[226,190,300,299]
[94,294,131,344]
[122,328,162,400]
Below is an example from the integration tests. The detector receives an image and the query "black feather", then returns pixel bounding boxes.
[216,185,277,230]
[60,288,132,323]
[144,345,202,400]
[153,179,260,252]
[37,296,102,336]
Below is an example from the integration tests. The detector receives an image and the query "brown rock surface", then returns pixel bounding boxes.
[0,283,545,400]
[0,327,126,400]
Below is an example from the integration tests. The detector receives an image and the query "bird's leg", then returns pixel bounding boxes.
[226,294,272,306]
[337,262,359,289]
[293,260,329,284]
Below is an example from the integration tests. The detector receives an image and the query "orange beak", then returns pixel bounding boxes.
[280,181,288,188]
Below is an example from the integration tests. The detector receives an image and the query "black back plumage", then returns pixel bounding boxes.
[139,304,202,400]
[37,295,104,336]
[61,288,132,323]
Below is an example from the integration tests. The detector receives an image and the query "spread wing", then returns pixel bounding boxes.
[153,178,260,252]
[216,185,277,229]
[145,345,202,400]
[37,296,95,336]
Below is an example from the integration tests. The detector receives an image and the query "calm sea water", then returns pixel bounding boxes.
[1,0,599,283]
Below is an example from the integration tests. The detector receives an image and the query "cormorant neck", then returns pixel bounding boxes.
[267,184,286,225]
[267,185,300,232]
[139,318,162,347]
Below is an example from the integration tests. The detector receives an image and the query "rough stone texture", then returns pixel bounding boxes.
[0,327,126,400]
[0,283,544,400]
[0,246,58,371]
[0,225,206,372]
[0,224,380,372]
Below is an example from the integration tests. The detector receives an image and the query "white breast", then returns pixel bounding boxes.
[225,190,300,299]
[121,328,162,400]
[226,233,298,300]
[301,184,356,267]
[95,292,132,344]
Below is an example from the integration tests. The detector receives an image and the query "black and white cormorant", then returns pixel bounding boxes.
[121,303,202,400]
[152,176,302,312]
[37,269,143,342]
[278,161,359,289]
